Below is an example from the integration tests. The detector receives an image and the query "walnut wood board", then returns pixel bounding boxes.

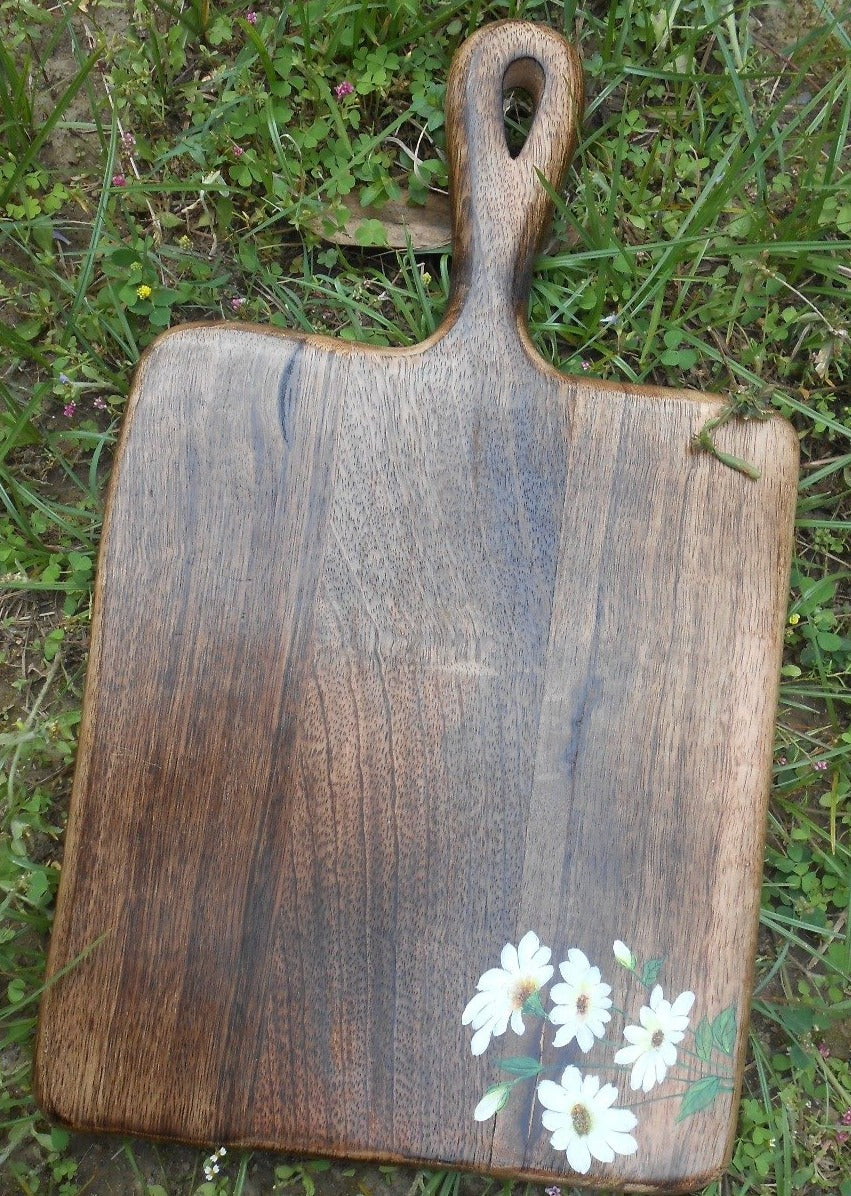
[35,22,798,1195]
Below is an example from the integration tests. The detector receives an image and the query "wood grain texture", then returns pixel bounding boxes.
[35,21,798,1195]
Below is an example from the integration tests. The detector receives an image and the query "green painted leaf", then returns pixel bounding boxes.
[641,957,664,987]
[694,1016,714,1062]
[675,1075,722,1121]
[521,990,548,1019]
[711,1005,737,1055]
[500,1056,543,1078]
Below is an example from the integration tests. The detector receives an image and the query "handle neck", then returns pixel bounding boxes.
[443,23,584,347]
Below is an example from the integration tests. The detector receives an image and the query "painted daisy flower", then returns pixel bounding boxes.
[549,948,612,1052]
[614,984,695,1092]
[538,1066,638,1175]
[462,931,553,1056]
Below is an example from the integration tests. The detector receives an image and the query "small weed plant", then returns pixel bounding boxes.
[1,1,849,1194]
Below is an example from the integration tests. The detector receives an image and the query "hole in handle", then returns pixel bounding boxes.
[503,87,535,159]
[502,57,546,160]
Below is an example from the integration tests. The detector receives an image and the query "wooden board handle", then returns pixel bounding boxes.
[445,22,583,343]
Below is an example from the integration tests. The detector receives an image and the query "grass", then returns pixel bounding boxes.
[1,0,849,1193]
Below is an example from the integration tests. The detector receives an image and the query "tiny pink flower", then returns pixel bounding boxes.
[232,144,244,158]
[842,1109,851,1126]
[818,1044,830,1058]
[334,80,355,99]
[777,756,787,765]
[93,397,107,410]
[63,402,77,417]
[837,1131,849,1145]
[121,131,136,149]
[111,173,126,187]
[229,297,245,312]
[545,1187,562,1196]
[245,9,258,23]
[581,360,590,371]
[813,760,828,771]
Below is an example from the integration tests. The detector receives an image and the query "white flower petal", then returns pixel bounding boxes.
[551,1022,573,1045]
[586,1132,615,1164]
[634,1060,652,1093]
[653,1054,669,1088]
[614,1043,642,1066]
[510,1007,525,1036]
[549,982,571,1006]
[529,946,552,970]
[587,1007,612,1031]
[516,931,541,965]
[477,967,511,991]
[501,941,519,973]
[474,1084,511,1121]
[607,1108,639,1133]
[566,1138,593,1175]
[470,1025,493,1056]
[659,1040,677,1068]
[538,963,554,985]
[640,1053,666,1092]
[462,990,493,1024]
[621,1025,647,1046]
[576,1022,596,1052]
[596,1082,619,1109]
[670,990,696,1017]
[613,940,635,968]
[538,1080,572,1112]
[558,1065,583,1092]
[468,1005,496,1031]
[607,1130,638,1156]
[629,1058,648,1091]
[549,1126,573,1151]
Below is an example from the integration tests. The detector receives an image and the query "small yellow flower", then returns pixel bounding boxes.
[136,284,152,300]
[130,260,142,272]
[178,234,191,249]
[788,613,800,625]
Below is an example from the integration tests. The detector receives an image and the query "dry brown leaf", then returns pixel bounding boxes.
[309,189,451,252]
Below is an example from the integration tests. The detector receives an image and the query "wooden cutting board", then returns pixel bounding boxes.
[35,21,798,1194]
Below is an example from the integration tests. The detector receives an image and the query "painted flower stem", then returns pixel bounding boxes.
[678,1045,734,1075]
[623,1079,735,1106]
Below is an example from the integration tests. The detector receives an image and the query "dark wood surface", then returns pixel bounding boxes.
[35,21,798,1194]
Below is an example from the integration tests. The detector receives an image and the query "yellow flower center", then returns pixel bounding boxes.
[511,977,538,1009]
[571,1103,592,1137]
